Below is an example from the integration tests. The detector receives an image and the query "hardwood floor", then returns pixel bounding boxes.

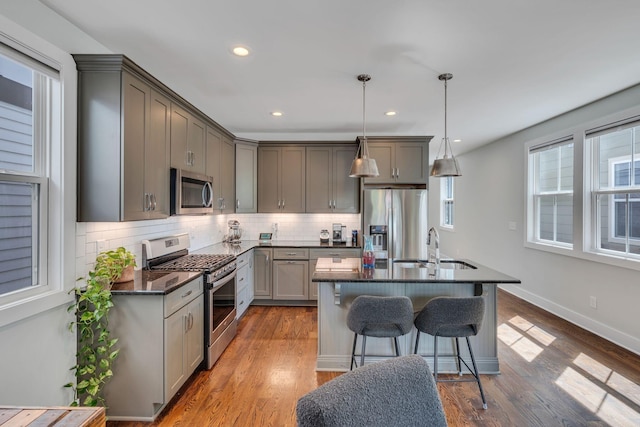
[108,290,640,426]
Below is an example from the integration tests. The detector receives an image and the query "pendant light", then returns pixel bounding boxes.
[349,74,379,178]
[430,73,462,177]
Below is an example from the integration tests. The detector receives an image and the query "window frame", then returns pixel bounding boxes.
[440,176,454,229]
[0,24,75,328]
[526,136,574,250]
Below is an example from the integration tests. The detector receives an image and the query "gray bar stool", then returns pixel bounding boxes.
[414,296,488,409]
[346,295,414,370]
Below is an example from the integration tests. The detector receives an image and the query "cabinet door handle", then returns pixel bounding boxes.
[239,277,244,282]
[266,255,270,263]
[185,314,189,333]
[278,200,281,208]
[396,167,400,178]
[151,193,157,211]
[329,200,332,208]
[282,199,285,209]
[237,199,240,209]
[144,193,150,211]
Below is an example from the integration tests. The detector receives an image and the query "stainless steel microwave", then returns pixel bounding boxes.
[170,168,214,215]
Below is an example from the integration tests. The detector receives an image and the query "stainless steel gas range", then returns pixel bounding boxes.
[143,234,237,369]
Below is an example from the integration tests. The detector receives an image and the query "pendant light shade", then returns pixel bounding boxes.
[350,74,379,178]
[430,73,462,177]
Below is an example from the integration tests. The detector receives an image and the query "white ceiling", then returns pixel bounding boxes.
[3,0,640,158]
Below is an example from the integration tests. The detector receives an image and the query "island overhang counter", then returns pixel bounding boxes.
[312,258,520,373]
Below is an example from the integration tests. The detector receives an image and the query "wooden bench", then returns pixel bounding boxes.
[0,406,105,427]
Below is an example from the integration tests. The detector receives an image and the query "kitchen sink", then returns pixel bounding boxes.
[392,259,476,270]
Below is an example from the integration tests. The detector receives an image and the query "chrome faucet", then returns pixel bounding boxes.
[427,227,440,266]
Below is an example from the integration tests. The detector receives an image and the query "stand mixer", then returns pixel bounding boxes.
[224,220,242,243]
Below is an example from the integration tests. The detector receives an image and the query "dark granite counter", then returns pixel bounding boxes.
[110,270,202,295]
[192,240,361,256]
[312,258,520,285]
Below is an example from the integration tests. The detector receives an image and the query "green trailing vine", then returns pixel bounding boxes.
[65,247,136,407]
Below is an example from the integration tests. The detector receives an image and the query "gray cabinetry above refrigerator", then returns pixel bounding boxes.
[361,136,432,186]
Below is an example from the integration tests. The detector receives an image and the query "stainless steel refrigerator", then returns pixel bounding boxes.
[362,189,428,261]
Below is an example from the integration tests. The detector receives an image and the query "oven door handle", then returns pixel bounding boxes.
[210,269,236,291]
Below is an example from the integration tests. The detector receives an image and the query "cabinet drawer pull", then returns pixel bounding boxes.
[239,277,244,282]
[182,290,193,298]
[287,252,297,256]
[328,253,340,256]
[287,261,297,264]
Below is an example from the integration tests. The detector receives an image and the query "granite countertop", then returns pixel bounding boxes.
[110,270,202,295]
[312,258,520,284]
[192,240,361,256]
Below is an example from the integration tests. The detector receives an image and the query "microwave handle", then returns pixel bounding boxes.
[203,181,214,208]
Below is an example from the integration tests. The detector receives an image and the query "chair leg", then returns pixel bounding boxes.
[360,335,367,368]
[433,335,439,381]
[393,337,401,357]
[414,330,421,354]
[350,332,358,370]
[466,337,488,410]
[454,337,462,376]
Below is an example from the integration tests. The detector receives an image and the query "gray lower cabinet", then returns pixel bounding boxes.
[258,146,305,213]
[235,140,258,213]
[361,137,432,185]
[75,55,171,221]
[272,248,309,300]
[308,248,361,300]
[104,276,203,421]
[236,250,254,317]
[305,145,359,213]
[253,248,272,299]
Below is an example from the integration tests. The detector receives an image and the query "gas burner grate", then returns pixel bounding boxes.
[153,254,235,272]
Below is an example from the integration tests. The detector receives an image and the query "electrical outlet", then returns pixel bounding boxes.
[589,296,597,309]
[508,221,517,231]
[96,239,107,253]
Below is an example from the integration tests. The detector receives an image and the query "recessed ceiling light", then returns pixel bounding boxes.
[453,139,462,143]
[384,111,397,116]
[232,46,250,57]
[271,111,283,117]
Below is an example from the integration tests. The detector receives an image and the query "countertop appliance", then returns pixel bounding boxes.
[143,233,237,370]
[170,168,214,215]
[362,188,428,260]
[224,219,242,243]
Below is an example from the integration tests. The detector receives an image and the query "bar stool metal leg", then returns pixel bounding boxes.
[350,332,358,370]
[466,337,488,409]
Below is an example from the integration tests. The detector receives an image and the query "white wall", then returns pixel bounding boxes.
[431,85,640,355]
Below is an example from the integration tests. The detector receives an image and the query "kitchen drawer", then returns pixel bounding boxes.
[309,248,361,259]
[273,248,309,260]
[164,276,203,317]
[237,285,251,318]
[237,263,250,292]
[236,250,252,269]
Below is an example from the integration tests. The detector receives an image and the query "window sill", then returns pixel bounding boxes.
[0,289,73,329]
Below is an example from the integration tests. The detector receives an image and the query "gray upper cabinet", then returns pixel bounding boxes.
[362,137,432,185]
[75,55,171,222]
[170,104,206,175]
[258,146,305,213]
[235,140,258,213]
[306,145,359,213]
[206,126,235,213]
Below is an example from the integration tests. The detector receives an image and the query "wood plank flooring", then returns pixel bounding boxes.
[108,290,640,426]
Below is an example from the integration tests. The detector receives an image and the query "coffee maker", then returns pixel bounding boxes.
[332,223,347,244]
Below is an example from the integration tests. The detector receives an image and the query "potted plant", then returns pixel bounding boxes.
[65,247,136,406]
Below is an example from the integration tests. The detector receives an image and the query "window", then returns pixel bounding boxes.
[587,120,640,257]
[440,176,454,228]
[0,45,58,300]
[527,138,574,247]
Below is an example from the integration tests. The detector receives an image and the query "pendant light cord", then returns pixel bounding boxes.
[362,77,368,158]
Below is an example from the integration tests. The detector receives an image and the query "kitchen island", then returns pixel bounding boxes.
[312,258,520,373]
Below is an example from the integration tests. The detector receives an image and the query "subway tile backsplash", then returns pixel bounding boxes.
[76,213,360,279]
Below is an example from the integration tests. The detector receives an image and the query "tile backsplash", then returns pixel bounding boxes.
[76,213,360,279]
